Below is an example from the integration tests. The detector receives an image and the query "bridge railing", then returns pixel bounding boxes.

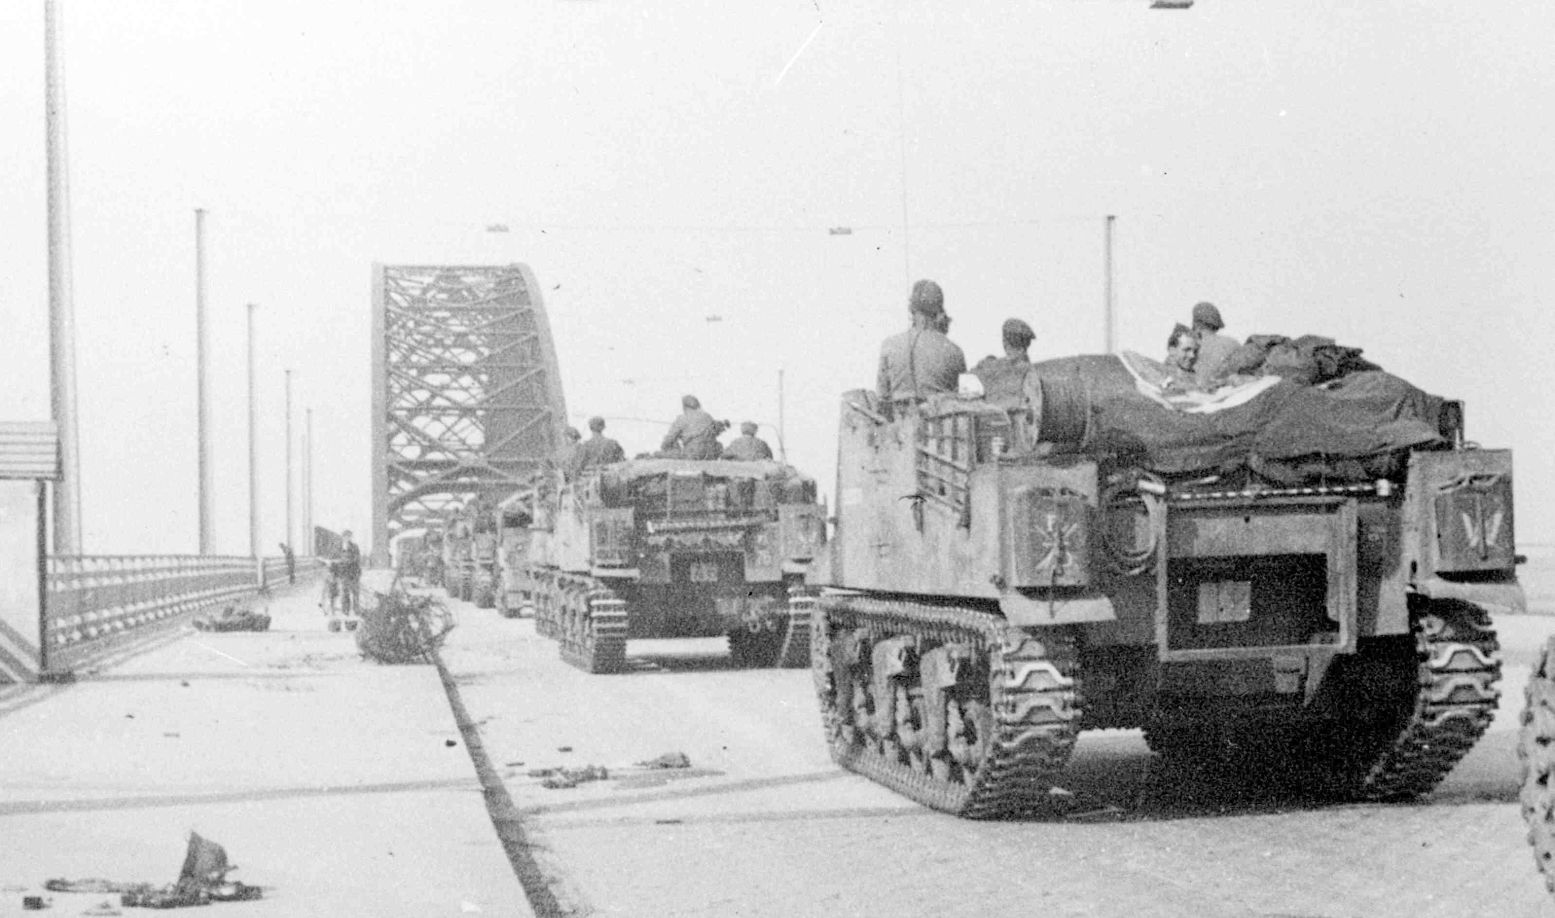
[42,554,321,672]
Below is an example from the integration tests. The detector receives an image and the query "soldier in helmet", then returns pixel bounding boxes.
[1190,301,1239,388]
[877,279,967,405]
[973,318,1037,404]
[578,416,626,470]
[721,421,774,461]
[660,395,724,460]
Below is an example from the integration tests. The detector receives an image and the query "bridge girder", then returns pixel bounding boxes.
[369,263,567,562]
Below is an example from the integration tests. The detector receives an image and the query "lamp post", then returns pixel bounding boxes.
[195,208,213,553]
[284,368,293,554]
[246,303,259,561]
[45,0,81,555]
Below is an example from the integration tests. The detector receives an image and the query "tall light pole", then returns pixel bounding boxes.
[284,368,293,553]
[304,407,313,556]
[246,303,259,560]
[196,208,213,553]
[777,368,787,461]
[45,0,81,555]
[1103,214,1116,354]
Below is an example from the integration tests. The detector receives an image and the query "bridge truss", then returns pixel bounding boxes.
[370,263,567,562]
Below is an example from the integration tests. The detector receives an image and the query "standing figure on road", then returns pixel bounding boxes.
[319,560,339,615]
[721,422,774,461]
[336,530,363,615]
[876,279,966,406]
[660,395,725,460]
[579,416,627,470]
[1189,301,1239,389]
[278,542,296,585]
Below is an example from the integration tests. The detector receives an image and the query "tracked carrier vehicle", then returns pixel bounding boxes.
[527,458,826,673]
[494,488,537,618]
[438,504,473,602]
[813,354,1518,818]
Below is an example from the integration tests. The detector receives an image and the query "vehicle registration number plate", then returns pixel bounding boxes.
[689,561,720,583]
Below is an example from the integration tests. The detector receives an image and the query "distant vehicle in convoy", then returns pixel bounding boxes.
[811,350,1517,818]
[525,458,827,672]
[420,526,446,589]
[390,530,426,581]
[495,488,537,618]
[440,503,474,602]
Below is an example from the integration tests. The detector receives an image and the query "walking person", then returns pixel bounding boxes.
[336,530,363,615]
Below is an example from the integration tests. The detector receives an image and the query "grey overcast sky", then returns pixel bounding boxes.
[2,1,1552,554]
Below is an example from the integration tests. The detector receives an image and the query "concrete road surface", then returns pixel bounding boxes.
[4,556,1553,918]
[0,582,527,918]
[436,555,1555,918]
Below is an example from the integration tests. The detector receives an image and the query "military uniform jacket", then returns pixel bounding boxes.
[578,435,626,469]
[972,354,1034,403]
[662,408,721,459]
[877,327,967,402]
[721,435,774,461]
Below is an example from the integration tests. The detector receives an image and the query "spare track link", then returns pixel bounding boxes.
[814,593,1079,819]
[1351,598,1502,800]
[556,577,629,674]
[1519,637,1555,892]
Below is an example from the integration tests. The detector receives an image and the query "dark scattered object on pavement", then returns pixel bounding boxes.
[21,894,45,909]
[191,605,271,633]
[354,589,453,665]
[635,751,691,769]
[533,765,610,789]
[43,880,147,895]
[557,746,573,753]
[47,833,261,909]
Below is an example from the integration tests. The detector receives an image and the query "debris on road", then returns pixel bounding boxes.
[635,751,691,770]
[529,765,611,789]
[355,589,454,665]
[191,605,271,633]
[46,832,262,909]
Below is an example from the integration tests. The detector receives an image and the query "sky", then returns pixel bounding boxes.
[1,0,1552,556]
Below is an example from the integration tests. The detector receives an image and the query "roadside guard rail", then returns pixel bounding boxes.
[43,554,321,671]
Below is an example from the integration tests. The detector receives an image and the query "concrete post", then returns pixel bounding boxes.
[45,0,81,555]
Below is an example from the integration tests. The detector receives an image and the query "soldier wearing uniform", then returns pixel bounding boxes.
[1164,324,1201,392]
[1190,301,1239,388]
[877,279,966,405]
[721,422,774,461]
[660,395,724,460]
[336,530,362,615]
[973,318,1037,404]
[556,426,584,479]
[578,416,626,469]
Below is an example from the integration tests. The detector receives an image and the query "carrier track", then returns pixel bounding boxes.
[812,594,1080,819]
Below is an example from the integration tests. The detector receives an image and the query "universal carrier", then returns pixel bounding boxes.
[813,354,1519,817]
[525,458,827,673]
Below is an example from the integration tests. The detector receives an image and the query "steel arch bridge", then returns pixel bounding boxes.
[370,263,567,562]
